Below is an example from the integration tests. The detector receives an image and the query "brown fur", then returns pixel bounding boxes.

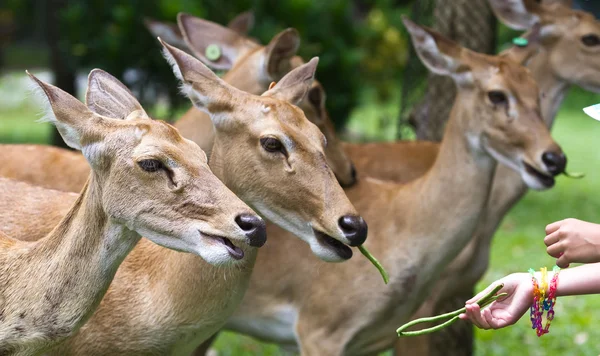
[172,14,357,187]
[0,40,361,354]
[207,19,564,355]
[0,69,257,355]
[393,3,600,354]
[0,144,88,193]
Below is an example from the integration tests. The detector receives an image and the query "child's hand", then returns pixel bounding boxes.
[545,219,600,267]
[459,273,531,329]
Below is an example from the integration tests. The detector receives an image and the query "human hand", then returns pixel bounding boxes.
[459,273,532,330]
[545,218,600,267]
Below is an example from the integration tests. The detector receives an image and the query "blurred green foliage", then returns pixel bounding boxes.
[2,0,413,127]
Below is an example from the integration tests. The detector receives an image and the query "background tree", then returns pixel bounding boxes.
[405,0,497,142]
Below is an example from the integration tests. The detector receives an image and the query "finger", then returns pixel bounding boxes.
[556,254,571,268]
[546,242,564,258]
[545,220,564,234]
[463,305,479,326]
[474,305,492,329]
[482,307,498,329]
[467,304,490,329]
[544,230,561,247]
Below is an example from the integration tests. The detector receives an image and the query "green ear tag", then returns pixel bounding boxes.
[205,44,221,61]
[512,37,529,47]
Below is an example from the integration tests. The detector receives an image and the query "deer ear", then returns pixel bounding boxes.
[27,71,96,150]
[263,28,301,80]
[144,18,190,53]
[86,69,149,120]
[403,17,472,84]
[160,38,242,128]
[262,57,318,105]
[227,11,255,35]
[487,0,541,30]
[500,23,542,65]
[177,12,258,71]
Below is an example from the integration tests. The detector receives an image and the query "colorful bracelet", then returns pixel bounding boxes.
[529,266,560,337]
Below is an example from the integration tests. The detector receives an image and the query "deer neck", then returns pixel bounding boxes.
[528,52,570,129]
[28,175,140,331]
[208,143,228,184]
[396,95,497,262]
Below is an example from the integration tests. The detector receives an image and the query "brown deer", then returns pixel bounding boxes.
[195,18,566,355]
[0,40,366,354]
[143,10,256,55]
[0,69,263,355]
[171,13,357,187]
[0,14,356,193]
[390,1,600,354]
[395,1,600,354]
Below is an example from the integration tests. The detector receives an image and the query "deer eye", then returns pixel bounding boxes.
[582,34,600,47]
[260,137,286,154]
[138,159,164,172]
[488,91,508,106]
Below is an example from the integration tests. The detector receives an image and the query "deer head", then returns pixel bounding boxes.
[28,69,265,266]
[143,10,255,55]
[404,18,566,190]
[175,13,357,187]
[160,40,366,262]
[488,0,600,92]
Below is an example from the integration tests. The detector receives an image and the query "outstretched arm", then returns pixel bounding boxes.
[459,263,600,329]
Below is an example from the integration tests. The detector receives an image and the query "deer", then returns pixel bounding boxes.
[0,13,357,193]
[143,10,256,54]
[168,13,357,187]
[0,69,265,355]
[390,1,600,354]
[191,18,567,355]
[0,40,367,354]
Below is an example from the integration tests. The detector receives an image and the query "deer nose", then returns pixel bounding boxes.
[338,215,368,246]
[542,152,566,176]
[235,214,267,247]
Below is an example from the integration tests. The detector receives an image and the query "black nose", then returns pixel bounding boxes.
[542,152,566,176]
[338,215,368,246]
[235,214,267,247]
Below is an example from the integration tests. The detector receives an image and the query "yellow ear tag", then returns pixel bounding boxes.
[268,81,277,90]
[205,44,221,61]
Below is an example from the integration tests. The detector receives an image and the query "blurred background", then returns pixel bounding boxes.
[1,0,599,355]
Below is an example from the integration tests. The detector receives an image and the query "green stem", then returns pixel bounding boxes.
[396,284,506,337]
[563,171,585,179]
[358,245,389,284]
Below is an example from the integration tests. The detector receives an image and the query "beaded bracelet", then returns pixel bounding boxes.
[529,266,560,337]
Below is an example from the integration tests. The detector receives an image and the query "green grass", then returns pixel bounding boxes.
[0,103,53,144]
[1,74,599,354]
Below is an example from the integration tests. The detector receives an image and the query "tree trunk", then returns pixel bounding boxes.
[410,0,497,142]
[46,0,76,149]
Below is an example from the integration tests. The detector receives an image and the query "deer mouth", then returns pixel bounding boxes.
[204,233,244,260]
[313,229,353,260]
[524,162,555,188]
